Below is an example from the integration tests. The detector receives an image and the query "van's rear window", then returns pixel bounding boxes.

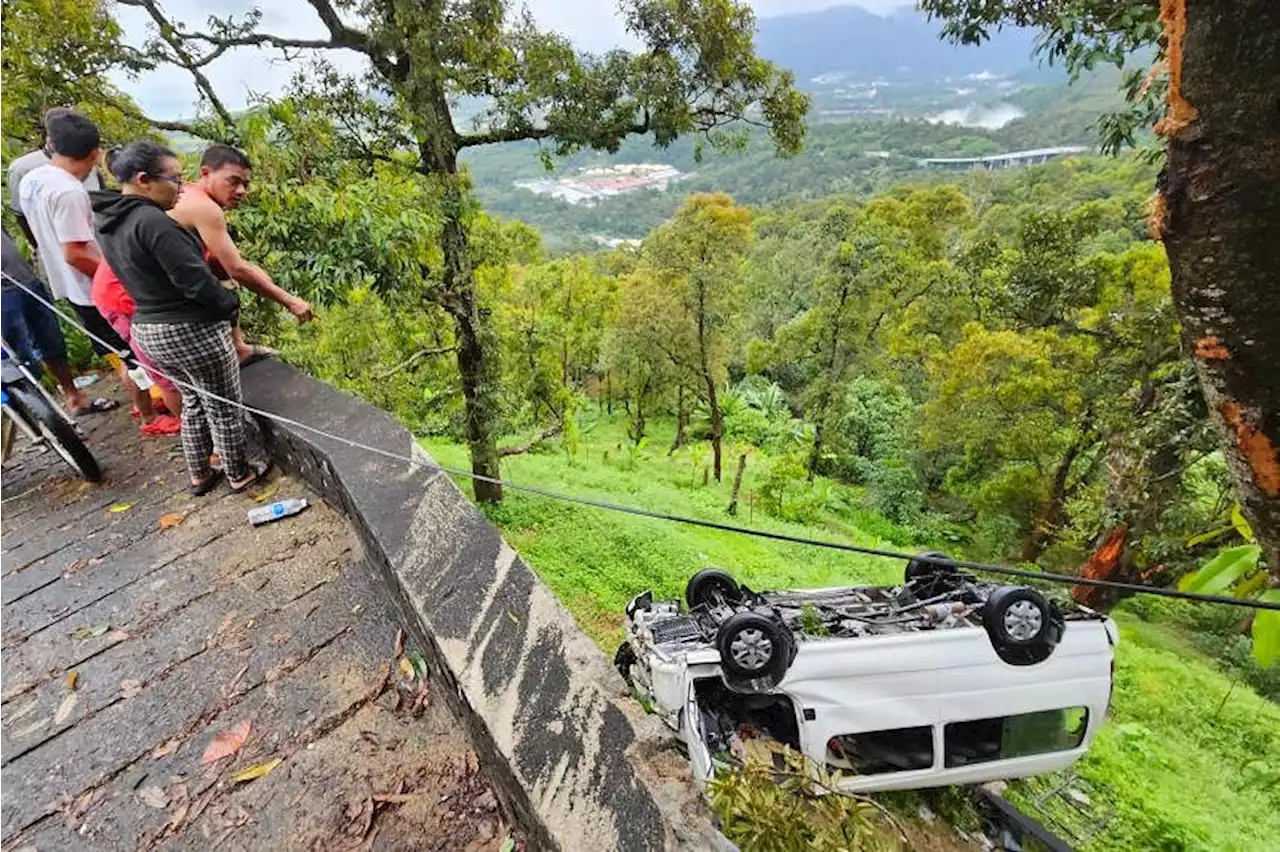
[944,707,1088,767]
[827,726,934,775]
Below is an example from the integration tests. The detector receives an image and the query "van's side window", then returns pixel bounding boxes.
[944,707,1089,767]
[827,726,934,774]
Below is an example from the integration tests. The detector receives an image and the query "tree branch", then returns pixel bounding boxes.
[371,346,457,379]
[499,424,563,457]
[127,0,237,130]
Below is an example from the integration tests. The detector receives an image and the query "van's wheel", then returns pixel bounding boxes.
[983,586,1062,665]
[613,641,637,687]
[905,551,964,597]
[716,611,792,687]
[905,551,956,583]
[686,569,742,609]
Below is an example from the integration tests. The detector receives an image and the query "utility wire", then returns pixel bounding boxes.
[5,271,1278,613]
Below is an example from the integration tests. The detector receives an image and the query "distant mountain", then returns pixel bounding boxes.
[754,5,1042,82]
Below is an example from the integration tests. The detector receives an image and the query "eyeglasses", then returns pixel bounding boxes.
[151,173,183,186]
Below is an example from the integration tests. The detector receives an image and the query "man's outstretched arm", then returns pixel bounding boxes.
[190,200,312,321]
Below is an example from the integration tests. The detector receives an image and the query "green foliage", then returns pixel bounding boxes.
[1006,612,1280,851]
[1254,591,1280,668]
[708,752,898,852]
[1180,546,1264,596]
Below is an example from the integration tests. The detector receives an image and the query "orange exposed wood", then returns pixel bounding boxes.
[1074,525,1128,606]
[1194,335,1231,360]
[1154,0,1199,136]
[1221,402,1280,497]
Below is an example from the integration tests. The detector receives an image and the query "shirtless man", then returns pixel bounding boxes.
[168,145,311,363]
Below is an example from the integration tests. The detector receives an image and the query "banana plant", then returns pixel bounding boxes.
[1180,506,1279,666]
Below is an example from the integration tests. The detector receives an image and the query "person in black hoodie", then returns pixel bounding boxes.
[93,141,270,495]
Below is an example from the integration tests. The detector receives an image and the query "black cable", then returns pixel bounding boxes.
[5,271,1277,613]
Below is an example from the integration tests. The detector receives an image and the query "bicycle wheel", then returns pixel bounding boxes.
[8,382,102,482]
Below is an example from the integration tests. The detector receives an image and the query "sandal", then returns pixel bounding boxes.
[229,459,273,493]
[189,470,224,496]
[72,397,120,415]
[239,345,276,368]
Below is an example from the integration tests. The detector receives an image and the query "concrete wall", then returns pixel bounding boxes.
[240,359,725,852]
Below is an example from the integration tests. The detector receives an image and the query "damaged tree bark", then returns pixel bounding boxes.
[1159,0,1280,573]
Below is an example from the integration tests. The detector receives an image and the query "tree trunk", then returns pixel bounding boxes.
[1021,436,1085,563]
[727,452,748,515]
[418,122,502,502]
[669,385,688,456]
[1164,2,1280,573]
[704,371,723,481]
[447,275,503,502]
[807,421,824,483]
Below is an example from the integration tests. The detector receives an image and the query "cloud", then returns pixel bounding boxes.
[110,1,911,117]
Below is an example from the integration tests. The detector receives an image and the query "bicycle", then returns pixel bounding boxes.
[1,339,103,482]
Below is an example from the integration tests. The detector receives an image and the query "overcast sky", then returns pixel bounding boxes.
[110,0,912,119]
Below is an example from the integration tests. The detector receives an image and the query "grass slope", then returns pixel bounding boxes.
[424,415,913,646]
[424,418,1280,851]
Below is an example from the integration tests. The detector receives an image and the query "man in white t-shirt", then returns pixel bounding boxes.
[17,111,126,414]
[7,108,103,247]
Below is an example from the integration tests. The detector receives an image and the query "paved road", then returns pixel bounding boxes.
[2,393,510,851]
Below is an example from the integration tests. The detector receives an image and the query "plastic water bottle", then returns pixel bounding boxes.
[247,498,308,526]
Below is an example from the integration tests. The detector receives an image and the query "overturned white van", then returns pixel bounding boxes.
[616,555,1117,794]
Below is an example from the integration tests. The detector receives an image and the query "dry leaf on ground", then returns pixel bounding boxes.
[158,512,186,530]
[120,679,143,698]
[138,785,170,809]
[397,657,415,680]
[252,481,280,503]
[54,692,79,725]
[231,758,282,783]
[66,670,79,690]
[108,503,134,513]
[152,738,182,759]
[199,719,251,765]
[70,624,110,640]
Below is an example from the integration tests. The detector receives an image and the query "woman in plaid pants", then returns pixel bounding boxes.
[92,141,270,494]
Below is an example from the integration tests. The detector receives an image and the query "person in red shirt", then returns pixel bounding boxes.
[91,260,182,435]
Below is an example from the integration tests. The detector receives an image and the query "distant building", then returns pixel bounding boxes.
[513,163,683,205]
[919,146,1090,170]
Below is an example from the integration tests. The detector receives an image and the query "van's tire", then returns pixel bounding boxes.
[716,611,793,687]
[905,551,957,583]
[686,569,742,609]
[983,586,1062,665]
[9,383,102,482]
[905,551,966,597]
[613,641,637,687]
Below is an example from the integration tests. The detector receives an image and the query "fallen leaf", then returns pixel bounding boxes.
[252,481,280,503]
[199,720,251,765]
[397,657,415,680]
[152,738,182,759]
[138,785,169,809]
[120,679,143,698]
[70,624,111,640]
[158,512,186,530]
[108,503,134,513]
[231,758,282,783]
[54,692,79,725]
[66,670,79,691]
[507,610,520,625]
[500,836,516,852]
[393,628,404,658]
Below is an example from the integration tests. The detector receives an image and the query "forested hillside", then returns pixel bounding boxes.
[4,1,1278,849]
